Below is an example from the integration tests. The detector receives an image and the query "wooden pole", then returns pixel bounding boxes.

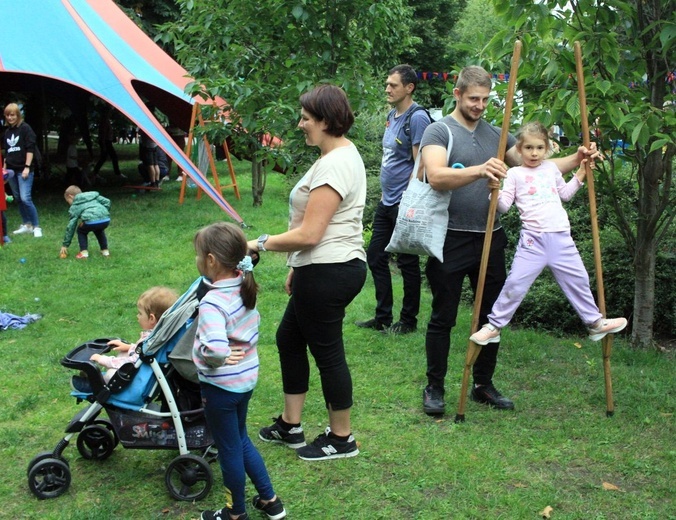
[179,103,241,203]
[455,40,522,423]
[179,104,198,205]
[574,41,614,417]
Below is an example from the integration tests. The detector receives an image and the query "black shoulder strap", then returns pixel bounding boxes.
[403,105,432,137]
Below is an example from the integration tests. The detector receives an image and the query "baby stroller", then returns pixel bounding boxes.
[27,278,214,501]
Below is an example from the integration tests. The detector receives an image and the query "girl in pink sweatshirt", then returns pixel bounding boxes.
[471,121,626,346]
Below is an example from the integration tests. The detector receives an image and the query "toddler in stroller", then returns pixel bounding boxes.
[70,286,178,392]
[27,277,216,502]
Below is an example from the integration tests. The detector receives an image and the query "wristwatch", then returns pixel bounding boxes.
[257,234,270,252]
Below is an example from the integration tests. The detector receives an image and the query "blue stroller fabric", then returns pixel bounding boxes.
[0,312,41,330]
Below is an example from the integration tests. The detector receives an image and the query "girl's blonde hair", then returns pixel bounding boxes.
[137,286,178,320]
[516,121,553,155]
[194,222,258,309]
[4,103,24,124]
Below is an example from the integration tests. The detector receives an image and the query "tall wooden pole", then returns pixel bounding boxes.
[574,41,614,417]
[455,40,522,423]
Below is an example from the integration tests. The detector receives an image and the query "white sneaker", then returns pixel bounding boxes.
[33,227,43,238]
[13,224,33,235]
[470,324,501,345]
[588,317,628,341]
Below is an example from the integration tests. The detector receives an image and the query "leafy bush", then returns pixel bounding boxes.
[351,106,389,232]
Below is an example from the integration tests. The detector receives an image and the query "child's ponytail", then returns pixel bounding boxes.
[240,270,258,310]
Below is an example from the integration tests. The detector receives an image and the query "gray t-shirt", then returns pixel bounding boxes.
[420,115,516,232]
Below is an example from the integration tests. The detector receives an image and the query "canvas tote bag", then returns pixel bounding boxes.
[385,122,452,261]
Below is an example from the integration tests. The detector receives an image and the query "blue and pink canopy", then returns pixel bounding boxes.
[0,0,243,223]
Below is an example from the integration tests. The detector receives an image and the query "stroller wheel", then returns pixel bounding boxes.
[76,424,116,460]
[27,451,69,477]
[165,454,213,501]
[91,419,120,448]
[27,457,71,499]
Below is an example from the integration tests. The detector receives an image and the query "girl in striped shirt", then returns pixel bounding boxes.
[193,222,285,520]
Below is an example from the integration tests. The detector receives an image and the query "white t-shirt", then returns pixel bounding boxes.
[287,143,367,267]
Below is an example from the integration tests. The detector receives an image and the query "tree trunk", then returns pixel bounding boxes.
[250,145,267,207]
[631,154,661,349]
[632,235,656,349]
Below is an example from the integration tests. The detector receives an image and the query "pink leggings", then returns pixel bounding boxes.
[489,230,602,329]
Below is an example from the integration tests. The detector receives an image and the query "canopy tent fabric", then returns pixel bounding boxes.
[0,0,243,224]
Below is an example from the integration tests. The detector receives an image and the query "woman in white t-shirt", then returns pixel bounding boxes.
[248,84,367,461]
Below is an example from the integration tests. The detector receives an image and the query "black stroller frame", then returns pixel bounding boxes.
[27,278,216,501]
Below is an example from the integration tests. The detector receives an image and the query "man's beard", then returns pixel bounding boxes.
[459,104,483,122]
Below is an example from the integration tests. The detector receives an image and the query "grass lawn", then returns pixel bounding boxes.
[1,151,673,519]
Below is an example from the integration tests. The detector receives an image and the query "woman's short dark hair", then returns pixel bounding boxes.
[299,84,354,137]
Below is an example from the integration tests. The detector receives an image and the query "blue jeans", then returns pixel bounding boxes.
[7,171,39,227]
[200,383,275,515]
[366,201,421,327]
[275,259,367,410]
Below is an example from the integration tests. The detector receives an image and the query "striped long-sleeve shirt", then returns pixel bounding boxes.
[192,276,259,393]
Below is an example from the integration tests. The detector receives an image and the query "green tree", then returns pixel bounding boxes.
[398,0,468,107]
[453,0,502,61]
[488,0,674,347]
[158,0,415,206]
[115,0,179,41]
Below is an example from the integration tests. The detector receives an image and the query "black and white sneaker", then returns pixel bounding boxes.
[296,427,359,461]
[251,495,286,519]
[258,416,306,449]
[201,508,248,520]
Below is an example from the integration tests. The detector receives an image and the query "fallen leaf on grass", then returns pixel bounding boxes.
[540,505,553,518]
[574,342,582,349]
[513,482,527,488]
[602,481,621,491]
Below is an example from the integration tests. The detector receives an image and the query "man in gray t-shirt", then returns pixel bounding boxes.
[356,64,431,334]
[420,66,593,416]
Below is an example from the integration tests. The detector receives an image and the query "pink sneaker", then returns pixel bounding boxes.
[470,324,501,345]
[588,317,627,341]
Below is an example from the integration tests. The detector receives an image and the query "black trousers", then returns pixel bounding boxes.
[275,259,366,411]
[366,201,421,327]
[93,140,121,176]
[424,228,508,389]
[77,221,109,251]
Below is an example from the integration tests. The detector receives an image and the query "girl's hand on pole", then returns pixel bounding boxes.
[577,141,602,164]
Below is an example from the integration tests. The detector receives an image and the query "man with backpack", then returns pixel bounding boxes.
[356,64,432,335]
